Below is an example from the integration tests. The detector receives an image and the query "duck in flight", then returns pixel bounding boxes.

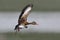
[14,4,37,31]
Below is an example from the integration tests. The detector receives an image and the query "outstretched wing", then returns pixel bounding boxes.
[19,4,33,20]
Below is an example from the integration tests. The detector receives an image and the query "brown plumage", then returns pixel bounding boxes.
[14,4,37,31]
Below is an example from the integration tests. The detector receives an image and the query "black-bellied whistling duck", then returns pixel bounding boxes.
[14,4,37,31]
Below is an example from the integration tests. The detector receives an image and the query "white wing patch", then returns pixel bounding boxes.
[19,25,24,28]
[24,7,32,14]
[21,7,32,18]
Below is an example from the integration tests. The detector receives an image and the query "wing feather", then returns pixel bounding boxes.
[19,4,33,20]
[21,7,32,18]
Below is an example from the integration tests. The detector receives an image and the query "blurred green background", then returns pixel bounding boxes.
[0,32,60,40]
[0,0,60,11]
[0,0,60,40]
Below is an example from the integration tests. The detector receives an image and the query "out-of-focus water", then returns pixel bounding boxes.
[0,12,60,33]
